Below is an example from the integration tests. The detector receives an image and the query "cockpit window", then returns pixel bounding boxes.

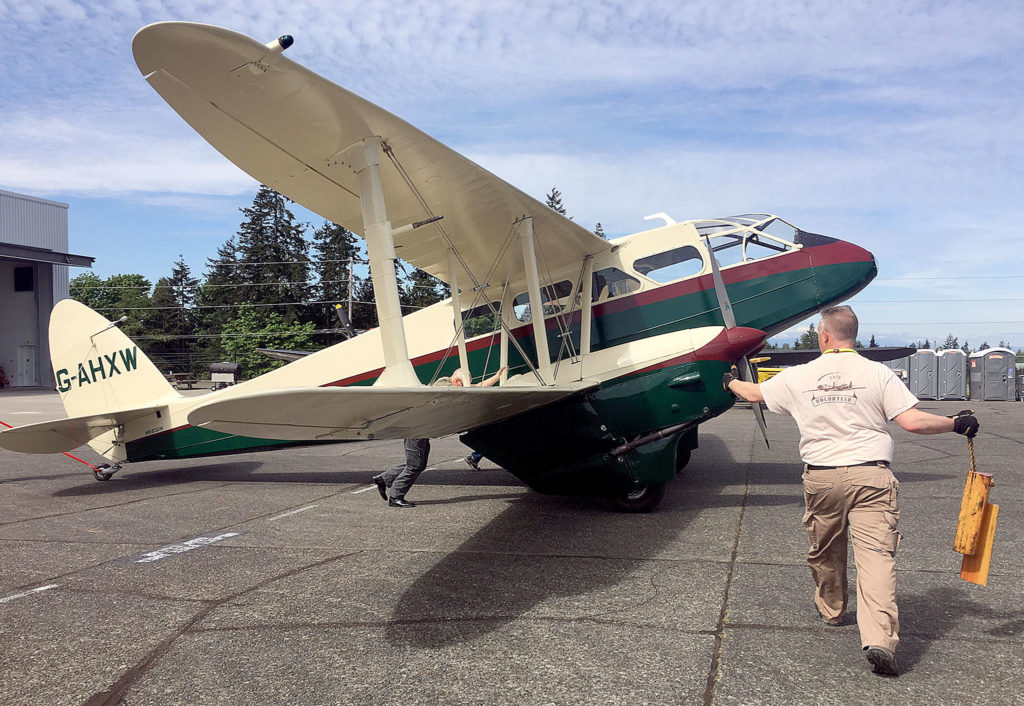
[592,267,641,302]
[634,245,704,283]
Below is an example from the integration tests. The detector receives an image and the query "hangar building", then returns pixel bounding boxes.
[1,189,94,388]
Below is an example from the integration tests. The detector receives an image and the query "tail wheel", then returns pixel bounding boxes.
[92,463,119,481]
[610,482,666,513]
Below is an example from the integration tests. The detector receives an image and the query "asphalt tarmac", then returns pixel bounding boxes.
[0,390,1021,705]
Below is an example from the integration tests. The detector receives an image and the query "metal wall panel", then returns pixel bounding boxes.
[0,189,69,251]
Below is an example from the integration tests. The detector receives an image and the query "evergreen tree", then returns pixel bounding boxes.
[149,257,200,374]
[979,341,990,351]
[942,334,959,351]
[403,267,450,313]
[196,236,244,364]
[594,222,605,239]
[311,220,360,330]
[545,187,567,216]
[868,334,878,348]
[961,341,970,354]
[234,185,312,324]
[794,323,818,349]
[351,273,379,330]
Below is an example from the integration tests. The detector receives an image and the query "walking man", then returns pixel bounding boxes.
[373,366,505,508]
[724,305,978,676]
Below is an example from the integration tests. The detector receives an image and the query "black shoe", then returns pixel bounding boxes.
[372,475,388,501]
[389,497,416,508]
[464,455,481,471]
[866,646,899,676]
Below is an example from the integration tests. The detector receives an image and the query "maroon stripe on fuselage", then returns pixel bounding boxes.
[321,239,865,388]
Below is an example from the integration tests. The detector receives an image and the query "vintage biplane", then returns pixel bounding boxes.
[0,22,878,511]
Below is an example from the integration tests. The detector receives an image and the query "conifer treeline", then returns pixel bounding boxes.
[69,186,449,379]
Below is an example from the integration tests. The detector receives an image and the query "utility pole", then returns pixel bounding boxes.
[347,256,354,323]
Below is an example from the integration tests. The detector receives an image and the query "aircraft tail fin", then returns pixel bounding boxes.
[49,299,181,419]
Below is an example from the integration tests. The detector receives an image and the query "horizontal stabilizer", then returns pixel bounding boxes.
[187,385,592,441]
[0,406,164,454]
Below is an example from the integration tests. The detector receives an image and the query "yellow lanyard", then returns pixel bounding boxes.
[823,348,858,355]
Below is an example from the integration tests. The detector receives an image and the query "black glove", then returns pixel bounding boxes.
[949,410,979,437]
[722,367,739,392]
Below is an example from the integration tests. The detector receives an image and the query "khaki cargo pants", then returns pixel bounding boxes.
[802,463,900,652]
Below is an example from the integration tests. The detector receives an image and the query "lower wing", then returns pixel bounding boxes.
[186,384,593,441]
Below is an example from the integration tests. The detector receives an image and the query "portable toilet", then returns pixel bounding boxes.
[908,349,937,400]
[968,348,1016,401]
[883,356,911,388]
[936,349,967,400]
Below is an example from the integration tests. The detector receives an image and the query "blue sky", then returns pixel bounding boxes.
[2,0,1022,349]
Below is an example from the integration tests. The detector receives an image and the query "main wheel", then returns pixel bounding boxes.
[93,469,114,481]
[610,481,666,513]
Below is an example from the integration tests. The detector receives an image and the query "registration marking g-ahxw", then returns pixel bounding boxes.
[127,531,243,564]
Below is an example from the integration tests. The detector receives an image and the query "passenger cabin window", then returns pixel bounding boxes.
[592,267,641,302]
[513,280,573,322]
[461,301,501,337]
[634,246,704,283]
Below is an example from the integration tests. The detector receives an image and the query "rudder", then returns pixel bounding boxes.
[49,299,180,418]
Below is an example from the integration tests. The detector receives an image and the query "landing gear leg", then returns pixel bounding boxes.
[93,463,121,481]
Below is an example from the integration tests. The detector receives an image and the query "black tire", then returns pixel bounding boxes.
[93,469,113,481]
[610,481,667,513]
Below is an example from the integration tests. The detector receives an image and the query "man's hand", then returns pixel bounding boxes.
[722,367,739,392]
[949,410,979,437]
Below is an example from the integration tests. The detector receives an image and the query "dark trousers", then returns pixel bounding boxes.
[381,438,430,500]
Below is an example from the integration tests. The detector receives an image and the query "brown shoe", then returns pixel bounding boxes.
[866,646,899,676]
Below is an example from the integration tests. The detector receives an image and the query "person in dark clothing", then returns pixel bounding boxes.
[373,366,505,508]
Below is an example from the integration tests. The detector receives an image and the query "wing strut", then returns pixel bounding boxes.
[447,248,471,383]
[517,217,553,384]
[336,137,420,387]
[580,255,594,359]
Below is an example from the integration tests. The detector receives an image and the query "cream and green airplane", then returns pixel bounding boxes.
[0,23,878,511]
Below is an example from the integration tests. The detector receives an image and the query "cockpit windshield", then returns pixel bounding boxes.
[694,214,798,269]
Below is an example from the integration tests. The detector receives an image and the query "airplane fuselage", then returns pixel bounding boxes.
[119,215,875,506]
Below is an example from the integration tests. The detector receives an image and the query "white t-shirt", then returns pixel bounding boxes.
[759,351,920,465]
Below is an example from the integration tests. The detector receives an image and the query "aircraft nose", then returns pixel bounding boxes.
[795,230,877,305]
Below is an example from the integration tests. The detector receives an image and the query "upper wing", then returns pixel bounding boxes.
[186,385,591,441]
[132,22,611,294]
[0,406,164,454]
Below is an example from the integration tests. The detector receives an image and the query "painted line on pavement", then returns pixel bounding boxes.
[125,531,244,564]
[351,485,376,494]
[268,505,319,521]
[0,584,58,604]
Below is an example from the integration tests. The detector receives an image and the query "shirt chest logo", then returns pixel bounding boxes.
[804,371,866,407]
